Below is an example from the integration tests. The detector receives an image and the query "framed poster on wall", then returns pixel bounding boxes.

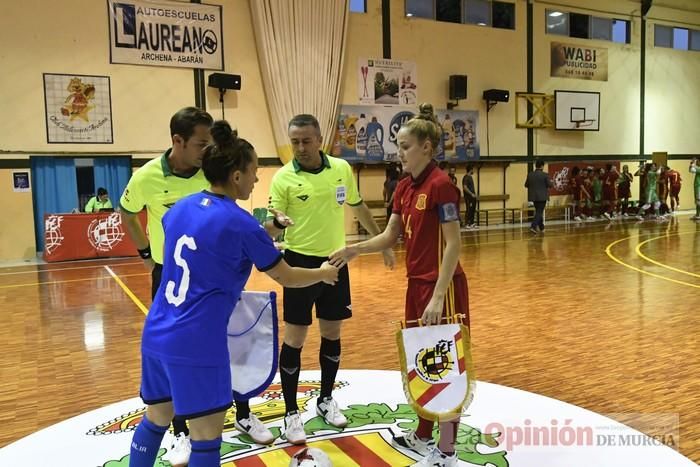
[332,105,479,163]
[43,73,114,144]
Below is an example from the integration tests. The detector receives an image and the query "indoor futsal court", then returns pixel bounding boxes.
[1,220,698,465]
[1,0,699,466]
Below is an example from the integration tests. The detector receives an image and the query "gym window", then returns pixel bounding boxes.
[405,0,516,30]
[655,24,700,51]
[546,9,630,44]
[350,0,367,13]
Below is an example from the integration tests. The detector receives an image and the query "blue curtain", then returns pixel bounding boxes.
[31,157,79,251]
[93,157,132,209]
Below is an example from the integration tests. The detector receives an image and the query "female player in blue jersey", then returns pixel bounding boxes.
[128,121,339,467]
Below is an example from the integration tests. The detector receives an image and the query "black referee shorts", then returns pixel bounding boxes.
[282,249,352,326]
[151,263,163,300]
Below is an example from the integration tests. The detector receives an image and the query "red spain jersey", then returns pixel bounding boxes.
[667,169,682,187]
[570,175,580,195]
[605,171,619,187]
[392,161,464,281]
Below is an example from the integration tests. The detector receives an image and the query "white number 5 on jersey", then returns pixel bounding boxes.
[165,234,197,306]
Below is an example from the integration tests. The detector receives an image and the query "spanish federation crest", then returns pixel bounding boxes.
[335,185,346,205]
[398,323,475,421]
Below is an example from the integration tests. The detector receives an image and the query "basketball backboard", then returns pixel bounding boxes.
[555,90,600,131]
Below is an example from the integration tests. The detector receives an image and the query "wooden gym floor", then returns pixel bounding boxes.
[0,216,698,462]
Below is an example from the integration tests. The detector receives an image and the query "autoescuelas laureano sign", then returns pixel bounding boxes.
[551,42,608,81]
[107,0,223,70]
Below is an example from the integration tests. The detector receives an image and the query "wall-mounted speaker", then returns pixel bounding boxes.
[449,75,468,100]
[208,73,241,90]
[483,89,510,103]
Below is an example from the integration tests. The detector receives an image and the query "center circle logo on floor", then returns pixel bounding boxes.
[0,370,694,467]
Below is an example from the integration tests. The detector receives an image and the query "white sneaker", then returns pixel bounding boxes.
[392,430,436,457]
[162,433,191,467]
[316,397,347,428]
[574,216,582,221]
[284,411,306,445]
[603,212,611,220]
[235,413,275,445]
[410,447,458,467]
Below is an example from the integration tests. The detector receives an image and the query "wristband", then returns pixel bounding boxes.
[273,217,287,230]
[138,245,152,260]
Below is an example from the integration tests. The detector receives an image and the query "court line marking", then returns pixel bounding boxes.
[605,235,700,289]
[0,272,149,290]
[635,233,700,279]
[0,261,142,276]
[103,266,149,315]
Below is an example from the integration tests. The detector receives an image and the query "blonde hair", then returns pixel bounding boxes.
[402,103,442,154]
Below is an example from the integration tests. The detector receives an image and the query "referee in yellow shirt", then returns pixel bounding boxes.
[265,114,395,445]
[84,187,113,212]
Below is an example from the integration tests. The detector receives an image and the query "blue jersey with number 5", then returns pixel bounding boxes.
[141,191,282,366]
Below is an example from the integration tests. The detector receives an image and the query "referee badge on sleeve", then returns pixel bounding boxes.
[336,186,346,205]
[439,202,459,222]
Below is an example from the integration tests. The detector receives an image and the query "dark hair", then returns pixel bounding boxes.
[605,164,612,171]
[535,159,544,169]
[288,114,321,134]
[402,103,442,155]
[96,187,108,196]
[466,164,474,172]
[386,166,399,180]
[202,120,256,185]
[170,107,213,141]
[572,166,580,176]
[438,160,448,170]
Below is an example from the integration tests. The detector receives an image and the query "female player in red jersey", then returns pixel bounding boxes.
[330,103,467,467]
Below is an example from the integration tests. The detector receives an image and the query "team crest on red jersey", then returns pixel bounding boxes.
[416,193,427,210]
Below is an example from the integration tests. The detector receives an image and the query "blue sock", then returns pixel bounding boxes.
[129,415,168,467]
[189,438,222,467]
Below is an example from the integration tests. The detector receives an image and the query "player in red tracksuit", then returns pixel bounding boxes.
[581,168,593,218]
[570,166,583,220]
[666,167,682,211]
[602,164,619,219]
[331,103,468,467]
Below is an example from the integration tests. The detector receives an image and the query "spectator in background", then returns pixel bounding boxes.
[525,160,553,234]
[84,187,112,212]
[462,165,478,230]
[448,166,458,186]
[383,164,400,223]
